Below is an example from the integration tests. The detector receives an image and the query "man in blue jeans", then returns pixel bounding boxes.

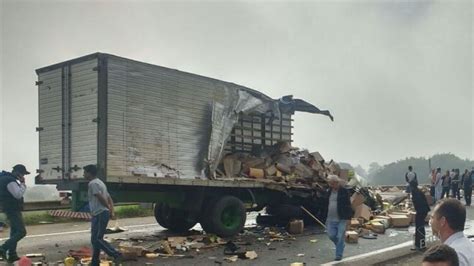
[325,175,353,261]
[84,164,122,266]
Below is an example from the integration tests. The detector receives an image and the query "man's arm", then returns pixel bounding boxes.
[6,181,26,200]
[107,195,115,219]
[405,173,409,183]
[94,193,110,210]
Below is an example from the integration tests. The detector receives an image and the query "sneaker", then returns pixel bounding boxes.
[335,257,342,261]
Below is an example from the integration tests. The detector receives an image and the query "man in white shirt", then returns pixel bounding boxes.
[405,166,418,196]
[430,199,474,266]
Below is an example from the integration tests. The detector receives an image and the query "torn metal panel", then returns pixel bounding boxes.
[279,95,334,121]
[207,90,334,177]
[207,87,281,176]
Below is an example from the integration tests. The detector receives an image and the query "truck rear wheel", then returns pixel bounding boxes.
[154,203,197,232]
[201,196,246,237]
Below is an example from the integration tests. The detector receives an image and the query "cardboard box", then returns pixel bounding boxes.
[310,152,325,162]
[265,165,277,176]
[350,218,361,228]
[354,204,372,221]
[388,214,411,227]
[249,168,264,179]
[351,192,365,208]
[288,220,304,234]
[371,218,390,229]
[374,216,392,227]
[409,211,417,224]
[369,222,385,234]
[358,228,370,237]
[345,231,359,243]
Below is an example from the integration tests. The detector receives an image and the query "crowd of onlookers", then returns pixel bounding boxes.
[405,166,474,206]
[428,167,474,206]
[405,166,474,266]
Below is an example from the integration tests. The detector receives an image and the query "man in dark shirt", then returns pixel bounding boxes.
[461,168,473,206]
[451,169,461,200]
[0,164,30,263]
[409,180,430,251]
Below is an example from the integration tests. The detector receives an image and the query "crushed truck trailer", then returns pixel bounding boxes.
[35,53,335,237]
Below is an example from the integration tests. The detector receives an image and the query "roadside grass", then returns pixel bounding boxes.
[115,205,154,219]
[17,205,154,226]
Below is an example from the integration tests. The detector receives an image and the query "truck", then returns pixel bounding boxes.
[35,53,335,237]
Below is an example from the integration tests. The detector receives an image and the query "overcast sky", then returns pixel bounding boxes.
[1,0,472,182]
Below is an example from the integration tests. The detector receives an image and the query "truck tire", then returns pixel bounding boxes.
[154,203,197,232]
[203,196,246,237]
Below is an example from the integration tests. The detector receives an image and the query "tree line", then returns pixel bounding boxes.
[365,153,474,186]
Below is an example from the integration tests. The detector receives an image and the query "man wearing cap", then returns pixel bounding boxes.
[0,164,30,263]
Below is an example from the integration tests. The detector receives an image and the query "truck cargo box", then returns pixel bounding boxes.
[36,53,305,184]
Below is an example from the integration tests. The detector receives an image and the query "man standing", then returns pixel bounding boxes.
[441,170,451,199]
[405,166,417,195]
[324,175,353,261]
[430,199,474,266]
[434,168,443,202]
[409,180,430,251]
[0,164,30,263]
[83,165,122,266]
[461,168,473,206]
[429,169,436,199]
[450,169,460,200]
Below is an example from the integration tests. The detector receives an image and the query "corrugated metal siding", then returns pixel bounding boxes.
[106,57,225,179]
[38,68,63,180]
[105,56,293,180]
[69,59,98,179]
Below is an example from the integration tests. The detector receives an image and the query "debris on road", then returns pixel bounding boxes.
[105,221,127,234]
[244,251,258,260]
[287,219,304,234]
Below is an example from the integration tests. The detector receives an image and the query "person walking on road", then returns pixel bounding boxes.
[84,164,122,266]
[441,170,451,199]
[0,164,30,263]
[324,175,353,261]
[461,168,472,206]
[434,168,443,202]
[409,180,430,251]
[430,199,474,266]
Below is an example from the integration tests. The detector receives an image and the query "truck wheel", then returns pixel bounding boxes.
[154,203,197,232]
[204,196,246,237]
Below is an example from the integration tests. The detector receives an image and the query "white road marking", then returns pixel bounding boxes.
[0,223,159,241]
[321,241,413,265]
